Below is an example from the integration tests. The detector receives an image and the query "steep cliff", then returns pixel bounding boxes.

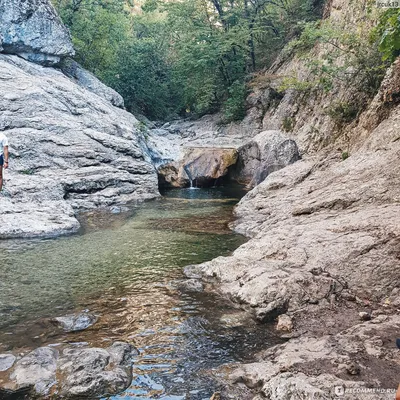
[0,0,159,238]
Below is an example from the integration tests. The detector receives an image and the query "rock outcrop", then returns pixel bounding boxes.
[230,130,300,187]
[230,315,400,399]
[150,118,298,189]
[158,147,238,188]
[0,54,158,239]
[0,0,74,66]
[183,1,400,397]
[0,342,137,399]
[60,58,125,108]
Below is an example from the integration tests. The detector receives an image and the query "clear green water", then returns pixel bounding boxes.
[0,187,279,399]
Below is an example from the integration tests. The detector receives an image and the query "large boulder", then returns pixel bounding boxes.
[230,130,300,187]
[158,147,238,188]
[0,0,74,66]
[0,54,158,239]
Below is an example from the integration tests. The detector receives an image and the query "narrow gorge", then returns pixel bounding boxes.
[1,0,400,399]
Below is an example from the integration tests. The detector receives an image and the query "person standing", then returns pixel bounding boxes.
[0,132,9,192]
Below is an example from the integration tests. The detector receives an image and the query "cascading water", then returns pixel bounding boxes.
[183,164,197,189]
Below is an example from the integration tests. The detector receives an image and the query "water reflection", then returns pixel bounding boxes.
[0,186,279,399]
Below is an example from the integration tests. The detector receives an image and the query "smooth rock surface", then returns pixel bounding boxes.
[0,354,16,372]
[60,58,124,108]
[0,0,74,65]
[230,130,300,187]
[158,147,238,188]
[0,54,159,238]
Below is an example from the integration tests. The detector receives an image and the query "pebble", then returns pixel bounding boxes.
[359,312,371,321]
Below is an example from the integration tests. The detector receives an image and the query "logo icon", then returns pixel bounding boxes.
[335,386,345,396]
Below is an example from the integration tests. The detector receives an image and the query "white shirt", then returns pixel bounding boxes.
[0,132,9,156]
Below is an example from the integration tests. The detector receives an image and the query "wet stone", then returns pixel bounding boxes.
[52,312,98,332]
[0,354,16,371]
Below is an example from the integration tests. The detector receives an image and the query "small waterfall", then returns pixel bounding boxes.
[183,165,197,189]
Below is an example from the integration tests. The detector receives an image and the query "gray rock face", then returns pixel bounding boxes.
[9,347,58,396]
[230,130,300,187]
[189,143,400,319]
[187,73,400,396]
[158,147,238,188]
[230,316,400,399]
[53,312,98,332]
[0,354,16,372]
[60,58,124,108]
[0,0,74,66]
[0,54,159,239]
[58,342,137,398]
[0,342,137,399]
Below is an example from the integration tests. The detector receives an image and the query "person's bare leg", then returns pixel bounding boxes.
[0,165,3,191]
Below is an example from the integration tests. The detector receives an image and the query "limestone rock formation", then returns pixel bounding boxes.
[230,130,300,187]
[158,147,238,188]
[0,0,74,66]
[230,315,400,399]
[186,142,400,319]
[60,58,125,108]
[0,54,158,239]
[58,342,137,398]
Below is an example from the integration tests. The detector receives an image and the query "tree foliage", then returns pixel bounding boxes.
[374,8,400,62]
[53,0,323,120]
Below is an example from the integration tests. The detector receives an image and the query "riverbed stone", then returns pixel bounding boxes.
[0,342,138,399]
[9,347,58,396]
[53,312,98,332]
[0,354,16,372]
[276,314,293,332]
[58,342,136,398]
[177,279,204,293]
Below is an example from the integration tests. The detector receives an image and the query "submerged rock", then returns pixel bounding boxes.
[53,312,98,332]
[0,0,74,66]
[176,279,204,293]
